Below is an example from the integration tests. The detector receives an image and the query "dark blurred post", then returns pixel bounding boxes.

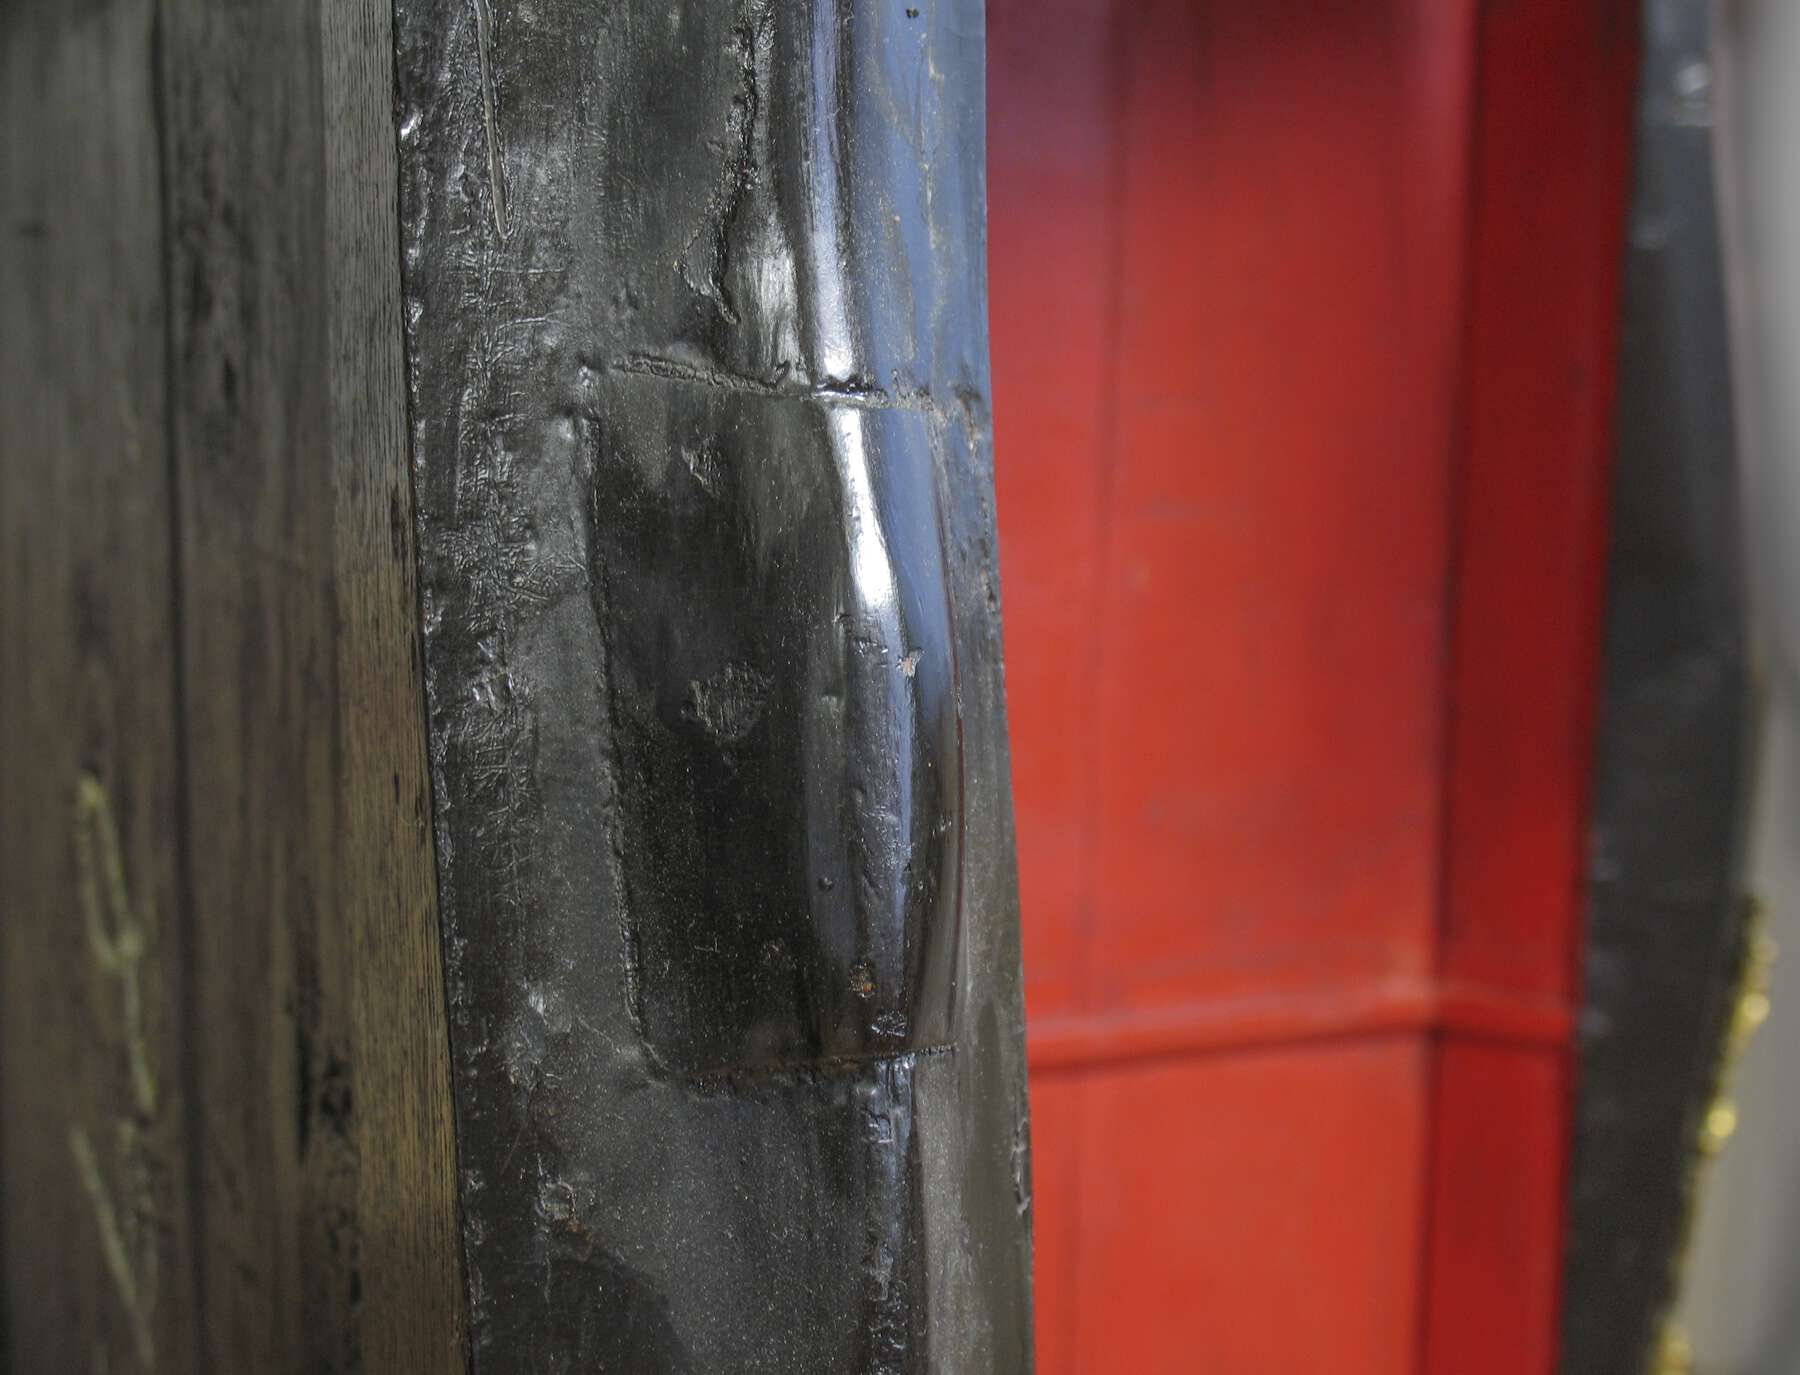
[1559,1,1756,1371]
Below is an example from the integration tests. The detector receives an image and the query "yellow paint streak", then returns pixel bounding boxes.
[74,773,157,1115]
[70,1125,154,1369]
[70,773,162,1369]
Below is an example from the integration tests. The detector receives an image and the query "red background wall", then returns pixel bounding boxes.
[987,2,1639,1369]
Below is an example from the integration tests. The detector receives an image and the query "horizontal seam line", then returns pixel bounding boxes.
[604,355,941,412]
[682,1040,957,1085]
[1026,980,1573,1072]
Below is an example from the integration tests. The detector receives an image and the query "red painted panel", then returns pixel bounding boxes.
[988,0,1117,1023]
[989,1,1480,1370]
[1421,1044,1573,1374]
[1068,1041,1429,1374]
[1024,1073,1083,1375]
[1421,3,1638,1369]
[1440,0,1639,1000]
[1090,0,1465,1014]
[989,0,1636,1370]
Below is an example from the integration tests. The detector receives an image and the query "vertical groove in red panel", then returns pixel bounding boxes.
[1413,0,1486,1360]
[1421,1,1640,1371]
[1064,13,1133,1366]
[1440,1,1640,1003]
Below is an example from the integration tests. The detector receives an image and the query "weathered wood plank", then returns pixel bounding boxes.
[5,1,464,1369]
[322,0,470,1366]
[154,0,467,1368]
[158,0,352,1360]
[0,2,201,1370]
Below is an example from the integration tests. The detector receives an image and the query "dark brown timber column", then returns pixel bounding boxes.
[393,0,1035,1369]
[3,0,467,1369]
[2,4,200,1368]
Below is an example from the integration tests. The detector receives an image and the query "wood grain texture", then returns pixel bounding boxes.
[4,0,465,1369]
[157,0,467,1367]
[160,0,340,1359]
[1,3,200,1369]
[324,0,471,1368]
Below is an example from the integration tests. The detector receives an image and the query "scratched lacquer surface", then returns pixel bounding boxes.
[393,1,1032,1370]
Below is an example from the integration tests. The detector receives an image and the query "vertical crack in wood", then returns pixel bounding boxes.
[471,0,509,240]
[146,2,212,1362]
